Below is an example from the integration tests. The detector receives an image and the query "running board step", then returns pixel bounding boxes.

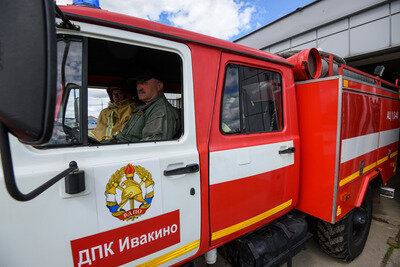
[380,187,395,199]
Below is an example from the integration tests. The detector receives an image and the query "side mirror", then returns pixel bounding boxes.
[0,0,57,144]
[0,1,79,201]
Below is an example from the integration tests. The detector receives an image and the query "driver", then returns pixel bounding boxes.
[89,86,138,141]
[103,71,180,143]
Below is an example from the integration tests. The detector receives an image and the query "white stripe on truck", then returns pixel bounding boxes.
[340,128,400,164]
[210,140,294,185]
[340,132,379,163]
[379,128,400,148]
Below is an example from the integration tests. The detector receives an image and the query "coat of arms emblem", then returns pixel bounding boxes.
[105,163,154,221]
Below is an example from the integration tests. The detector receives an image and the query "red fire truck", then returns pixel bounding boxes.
[1,1,399,266]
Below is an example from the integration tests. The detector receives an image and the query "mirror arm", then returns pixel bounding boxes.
[55,5,80,31]
[0,123,79,201]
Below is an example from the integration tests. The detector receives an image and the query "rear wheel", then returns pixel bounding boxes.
[316,187,372,261]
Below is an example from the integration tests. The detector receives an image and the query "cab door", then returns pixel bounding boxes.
[0,22,200,267]
[208,52,300,246]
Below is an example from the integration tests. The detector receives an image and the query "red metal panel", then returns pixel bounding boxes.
[340,65,400,93]
[189,44,221,258]
[208,52,299,247]
[338,91,380,187]
[210,166,296,232]
[344,79,399,99]
[334,85,399,223]
[336,174,369,221]
[378,97,400,184]
[295,78,340,222]
[335,90,380,222]
[380,98,400,131]
[377,144,397,185]
[340,92,380,139]
[339,151,378,184]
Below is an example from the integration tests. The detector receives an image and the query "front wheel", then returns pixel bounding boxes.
[316,187,372,261]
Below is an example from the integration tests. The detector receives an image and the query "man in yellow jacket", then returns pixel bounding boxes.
[89,87,138,141]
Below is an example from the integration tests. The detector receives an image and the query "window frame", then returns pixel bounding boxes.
[220,62,284,135]
[81,36,89,146]
[58,35,88,146]
[38,27,187,149]
[35,35,86,149]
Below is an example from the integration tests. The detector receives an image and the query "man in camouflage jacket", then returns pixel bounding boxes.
[104,74,180,143]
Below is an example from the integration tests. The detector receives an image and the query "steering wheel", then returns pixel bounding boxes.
[63,125,80,143]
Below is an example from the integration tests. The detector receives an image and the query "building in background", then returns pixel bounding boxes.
[235,0,400,83]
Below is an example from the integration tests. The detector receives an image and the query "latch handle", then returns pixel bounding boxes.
[279,147,296,154]
[164,164,199,176]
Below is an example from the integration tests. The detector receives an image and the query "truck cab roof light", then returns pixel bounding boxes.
[72,0,101,9]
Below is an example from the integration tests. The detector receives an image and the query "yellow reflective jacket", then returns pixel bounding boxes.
[89,99,138,141]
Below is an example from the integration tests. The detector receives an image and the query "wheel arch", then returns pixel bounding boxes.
[355,169,382,207]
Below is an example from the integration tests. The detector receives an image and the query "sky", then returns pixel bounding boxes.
[57,0,318,119]
[56,0,316,41]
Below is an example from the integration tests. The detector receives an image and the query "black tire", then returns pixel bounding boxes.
[316,187,372,261]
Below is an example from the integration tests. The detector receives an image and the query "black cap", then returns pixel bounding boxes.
[134,70,163,82]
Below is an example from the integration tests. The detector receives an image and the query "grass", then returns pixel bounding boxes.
[382,229,400,265]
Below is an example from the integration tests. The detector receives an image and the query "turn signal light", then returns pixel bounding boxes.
[340,192,351,202]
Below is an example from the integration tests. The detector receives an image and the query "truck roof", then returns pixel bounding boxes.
[59,5,293,68]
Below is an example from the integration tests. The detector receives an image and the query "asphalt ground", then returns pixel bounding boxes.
[194,174,400,267]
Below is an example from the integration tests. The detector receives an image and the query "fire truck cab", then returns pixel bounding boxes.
[0,1,399,267]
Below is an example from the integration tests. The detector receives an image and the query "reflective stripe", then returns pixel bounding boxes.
[137,240,200,267]
[377,156,388,166]
[379,128,400,148]
[339,150,398,187]
[340,132,379,163]
[340,128,400,164]
[339,161,377,187]
[106,111,114,138]
[88,131,97,139]
[221,123,231,132]
[211,199,292,241]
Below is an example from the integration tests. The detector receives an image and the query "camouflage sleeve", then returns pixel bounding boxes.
[102,131,140,144]
[103,100,180,143]
[141,107,180,141]
[141,111,164,141]
[102,114,140,144]
[163,107,180,139]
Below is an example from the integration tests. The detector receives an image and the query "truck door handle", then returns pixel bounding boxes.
[279,147,296,154]
[164,164,199,176]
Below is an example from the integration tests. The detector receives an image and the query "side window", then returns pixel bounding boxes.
[63,85,81,144]
[45,38,83,146]
[221,64,283,134]
[88,88,110,131]
[221,65,240,133]
[41,35,183,147]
